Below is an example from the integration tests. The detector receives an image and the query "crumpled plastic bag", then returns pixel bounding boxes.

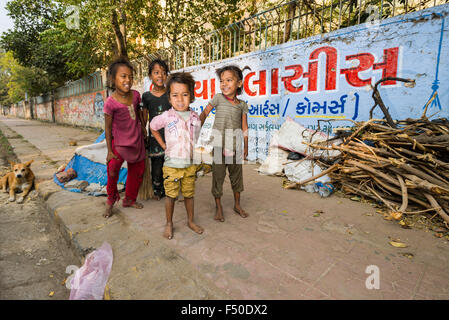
[258,146,289,176]
[272,117,342,159]
[69,242,113,300]
[284,160,331,185]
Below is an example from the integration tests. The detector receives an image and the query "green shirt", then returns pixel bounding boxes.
[209,93,248,155]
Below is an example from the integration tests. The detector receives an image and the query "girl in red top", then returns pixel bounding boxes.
[103,58,147,218]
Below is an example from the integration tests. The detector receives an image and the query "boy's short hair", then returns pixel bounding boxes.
[216,65,248,95]
[107,58,134,90]
[166,72,195,103]
[148,59,169,75]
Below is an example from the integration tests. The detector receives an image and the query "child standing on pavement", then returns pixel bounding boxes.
[150,72,203,240]
[199,65,249,222]
[141,59,171,200]
[103,58,147,218]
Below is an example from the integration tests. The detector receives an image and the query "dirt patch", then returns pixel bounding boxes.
[0,129,17,167]
[0,128,80,300]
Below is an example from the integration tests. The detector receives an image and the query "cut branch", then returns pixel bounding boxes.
[424,193,449,226]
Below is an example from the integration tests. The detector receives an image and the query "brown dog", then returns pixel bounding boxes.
[0,160,35,203]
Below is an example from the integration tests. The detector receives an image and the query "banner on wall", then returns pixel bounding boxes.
[144,5,449,162]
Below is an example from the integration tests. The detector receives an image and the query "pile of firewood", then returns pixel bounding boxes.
[288,78,449,228]
[321,117,449,226]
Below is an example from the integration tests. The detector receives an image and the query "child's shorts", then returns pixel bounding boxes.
[163,165,197,199]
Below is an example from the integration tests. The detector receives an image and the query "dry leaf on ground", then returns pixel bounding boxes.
[389,241,408,248]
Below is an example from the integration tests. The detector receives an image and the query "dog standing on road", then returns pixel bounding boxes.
[0,160,35,203]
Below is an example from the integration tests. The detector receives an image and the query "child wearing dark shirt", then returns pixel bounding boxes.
[141,59,171,200]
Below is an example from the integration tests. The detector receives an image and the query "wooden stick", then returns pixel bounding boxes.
[346,159,400,187]
[333,145,390,163]
[422,91,436,119]
[398,163,449,189]
[397,147,449,169]
[396,133,428,152]
[368,174,430,209]
[342,184,379,200]
[343,119,379,145]
[414,134,449,144]
[396,174,408,213]
[340,166,362,174]
[378,141,413,159]
[404,208,443,214]
[424,193,449,226]
[369,122,397,131]
[349,141,396,158]
[342,182,402,206]
[417,164,449,185]
[401,174,449,195]
[366,186,396,211]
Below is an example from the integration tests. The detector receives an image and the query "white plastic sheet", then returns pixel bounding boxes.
[284,160,331,185]
[257,146,289,175]
[75,141,128,169]
[258,131,290,175]
[271,117,341,159]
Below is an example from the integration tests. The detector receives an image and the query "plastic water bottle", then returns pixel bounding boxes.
[314,182,334,198]
[303,183,316,193]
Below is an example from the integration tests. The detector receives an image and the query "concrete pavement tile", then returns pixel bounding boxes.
[107,243,228,300]
[304,261,385,299]
[409,265,449,299]
[315,254,430,299]
[246,256,331,299]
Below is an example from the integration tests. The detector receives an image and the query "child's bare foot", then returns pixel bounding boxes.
[103,204,113,218]
[188,221,204,234]
[214,205,225,222]
[164,222,173,240]
[233,206,249,218]
[123,201,144,209]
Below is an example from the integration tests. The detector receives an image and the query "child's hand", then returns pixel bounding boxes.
[244,145,248,160]
[107,151,118,164]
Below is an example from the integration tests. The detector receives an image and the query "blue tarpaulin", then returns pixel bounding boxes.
[53,132,127,193]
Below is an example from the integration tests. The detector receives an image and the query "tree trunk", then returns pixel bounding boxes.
[283,1,297,43]
[169,0,181,45]
[119,2,127,52]
[51,90,55,123]
[111,8,128,59]
[29,97,34,120]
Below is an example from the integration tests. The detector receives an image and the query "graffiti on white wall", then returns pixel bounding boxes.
[142,5,448,161]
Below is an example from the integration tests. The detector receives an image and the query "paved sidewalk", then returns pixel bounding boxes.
[1,116,449,300]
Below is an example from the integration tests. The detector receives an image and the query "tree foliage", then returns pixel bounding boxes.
[57,0,161,60]
[0,51,50,104]
[1,0,69,87]
[0,0,309,100]
[160,0,247,46]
